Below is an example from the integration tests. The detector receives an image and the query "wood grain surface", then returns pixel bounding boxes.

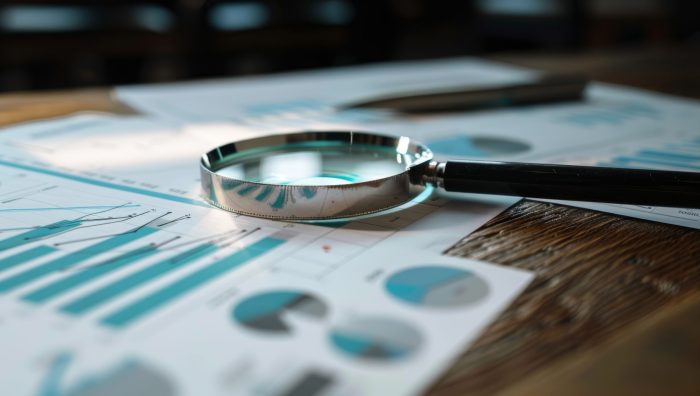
[427,200,700,395]
[501,291,700,396]
[0,88,134,126]
[1,49,699,395]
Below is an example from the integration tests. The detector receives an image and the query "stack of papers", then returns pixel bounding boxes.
[115,58,700,229]
[0,57,697,396]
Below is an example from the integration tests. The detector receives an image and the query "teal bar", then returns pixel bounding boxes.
[0,220,81,251]
[0,204,139,213]
[0,160,207,207]
[612,156,700,171]
[22,244,161,303]
[0,227,158,293]
[0,245,57,272]
[101,237,285,328]
[637,149,700,162]
[61,243,218,315]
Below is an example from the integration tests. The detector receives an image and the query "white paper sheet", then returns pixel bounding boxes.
[116,58,536,124]
[2,54,697,395]
[115,57,700,229]
[0,114,531,396]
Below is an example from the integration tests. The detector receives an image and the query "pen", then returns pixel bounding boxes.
[340,74,588,113]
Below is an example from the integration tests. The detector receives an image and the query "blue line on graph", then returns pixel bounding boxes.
[0,227,158,293]
[0,204,140,213]
[0,160,207,207]
[22,244,161,303]
[61,243,219,315]
[100,237,285,328]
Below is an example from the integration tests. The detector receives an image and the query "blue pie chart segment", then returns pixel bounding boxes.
[233,290,327,334]
[330,317,422,362]
[386,266,489,307]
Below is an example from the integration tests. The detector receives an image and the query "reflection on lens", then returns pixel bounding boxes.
[201,132,434,220]
[215,141,417,185]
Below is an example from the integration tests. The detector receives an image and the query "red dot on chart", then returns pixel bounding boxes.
[322,244,331,253]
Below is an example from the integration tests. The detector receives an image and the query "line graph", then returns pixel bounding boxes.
[0,165,293,335]
[0,226,159,293]
[0,204,140,213]
[21,236,180,303]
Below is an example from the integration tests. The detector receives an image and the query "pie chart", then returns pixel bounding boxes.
[41,353,175,396]
[329,317,422,362]
[232,290,327,334]
[385,266,489,307]
[427,135,531,157]
[66,360,175,396]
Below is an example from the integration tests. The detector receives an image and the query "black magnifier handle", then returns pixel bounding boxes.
[431,160,700,207]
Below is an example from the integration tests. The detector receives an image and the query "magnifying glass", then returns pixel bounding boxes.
[200,131,700,220]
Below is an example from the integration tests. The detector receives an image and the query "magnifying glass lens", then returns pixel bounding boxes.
[215,142,415,186]
[201,132,433,220]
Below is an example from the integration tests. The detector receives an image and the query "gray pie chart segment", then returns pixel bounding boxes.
[232,290,327,333]
[329,317,422,362]
[68,361,175,396]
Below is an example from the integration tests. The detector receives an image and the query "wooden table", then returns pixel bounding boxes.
[1,47,699,395]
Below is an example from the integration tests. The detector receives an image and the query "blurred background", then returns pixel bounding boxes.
[0,0,698,93]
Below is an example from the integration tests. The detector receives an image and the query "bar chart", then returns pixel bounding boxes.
[101,235,286,328]
[0,226,159,293]
[601,137,700,172]
[0,172,289,331]
[560,102,660,127]
[60,243,219,315]
[539,134,700,229]
[0,227,287,329]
